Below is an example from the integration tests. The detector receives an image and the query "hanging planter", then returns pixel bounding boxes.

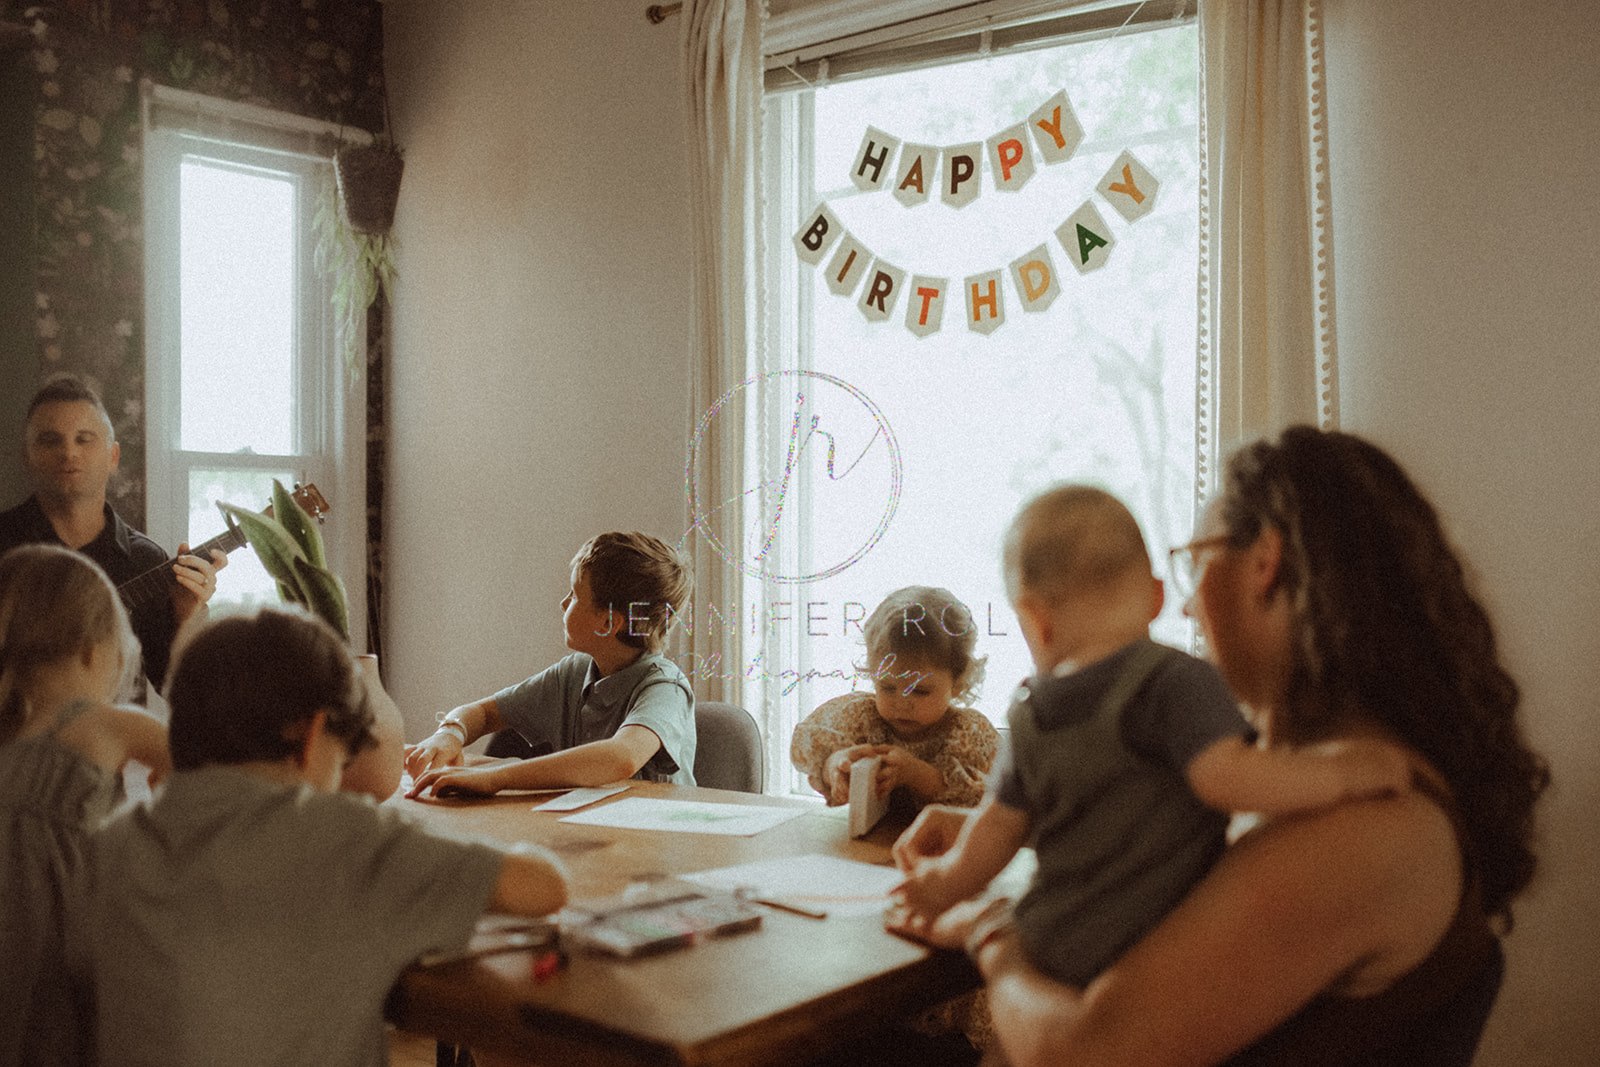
[334,140,404,236]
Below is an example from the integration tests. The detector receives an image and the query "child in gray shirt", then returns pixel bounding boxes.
[897,486,1411,985]
[89,608,568,1067]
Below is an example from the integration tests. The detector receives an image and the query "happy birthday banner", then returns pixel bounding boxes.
[793,88,1161,338]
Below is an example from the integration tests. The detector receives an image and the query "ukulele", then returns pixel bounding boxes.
[115,482,331,613]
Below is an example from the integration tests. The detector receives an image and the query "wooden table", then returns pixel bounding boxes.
[387,782,979,1067]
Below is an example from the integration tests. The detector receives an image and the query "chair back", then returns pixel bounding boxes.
[693,701,764,793]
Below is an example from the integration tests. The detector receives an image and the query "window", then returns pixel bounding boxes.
[143,90,365,647]
[757,16,1200,794]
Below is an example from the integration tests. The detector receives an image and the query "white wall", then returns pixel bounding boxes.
[1324,1,1600,1062]
[381,0,692,731]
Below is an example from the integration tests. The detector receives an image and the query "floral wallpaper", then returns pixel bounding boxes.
[4,0,389,648]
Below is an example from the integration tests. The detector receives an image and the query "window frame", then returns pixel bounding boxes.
[142,103,366,651]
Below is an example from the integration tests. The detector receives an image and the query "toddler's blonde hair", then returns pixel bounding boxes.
[0,545,138,742]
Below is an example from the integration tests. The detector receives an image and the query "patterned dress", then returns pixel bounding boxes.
[790,692,1000,808]
[0,702,118,1067]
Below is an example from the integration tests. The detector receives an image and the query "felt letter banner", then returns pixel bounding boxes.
[943,143,982,209]
[987,122,1035,192]
[794,202,843,265]
[965,270,1005,335]
[1057,201,1115,274]
[1010,244,1060,312]
[826,231,871,295]
[893,144,937,207]
[858,259,907,323]
[905,275,947,337]
[1099,148,1159,223]
[1029,90,1084,165]
[852,127,901,193]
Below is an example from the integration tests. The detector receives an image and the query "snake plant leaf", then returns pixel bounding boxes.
[292,555,350,642]
[271,479,327,569]
[218,502,305,592]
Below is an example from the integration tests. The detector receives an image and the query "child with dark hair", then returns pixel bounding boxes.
[0,545,168,1067]
[791,586,999,810]
[88,607,568,1067]
[406,531,697,796]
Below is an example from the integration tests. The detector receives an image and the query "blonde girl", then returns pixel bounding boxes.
[791,586,999,810]
[0,544,170,1066]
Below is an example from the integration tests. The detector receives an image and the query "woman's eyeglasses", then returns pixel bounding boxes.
[1167,535,1233,601]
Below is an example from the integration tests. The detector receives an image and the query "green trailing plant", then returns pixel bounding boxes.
[219,480,350,642]
[314,171,394,381]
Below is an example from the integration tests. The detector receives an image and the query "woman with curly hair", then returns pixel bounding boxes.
[893,425,1549,1066]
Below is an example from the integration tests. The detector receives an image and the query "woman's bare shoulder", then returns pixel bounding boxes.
[1221,786,1463,986]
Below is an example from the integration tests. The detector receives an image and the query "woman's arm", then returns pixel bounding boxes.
[980,796,1458,1067]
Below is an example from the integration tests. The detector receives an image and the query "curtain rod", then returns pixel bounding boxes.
[646,3,682,23]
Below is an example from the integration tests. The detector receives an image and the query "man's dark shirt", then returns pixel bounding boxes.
[0,495,177,691]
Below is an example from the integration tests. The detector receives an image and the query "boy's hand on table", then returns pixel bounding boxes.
[404,732,465,778]
[407,763,501,799]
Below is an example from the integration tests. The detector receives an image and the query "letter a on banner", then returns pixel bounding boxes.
[943,143,982,209]
[1098,149,1160,223]
[1010,244,1060,312]
[1056,201,1115,274]
[894,144,937,207]
[905,275,947,338]
[965,270,1005,335]
[987,123,1036,192]
[859,259,907,323]
[851,127,901,192]
[794,202,844,265]
[826,231,871,296]
[1029,89,1084,165]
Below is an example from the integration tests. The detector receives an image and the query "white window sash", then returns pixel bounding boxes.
[142,88,367,651]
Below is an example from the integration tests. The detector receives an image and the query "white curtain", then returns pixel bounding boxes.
[1197,0,1338,498]
[680,0,763,708]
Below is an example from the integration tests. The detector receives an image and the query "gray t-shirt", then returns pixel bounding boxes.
[89,766,504,1067]
[995,638,1251,986]
[492,652,697,786]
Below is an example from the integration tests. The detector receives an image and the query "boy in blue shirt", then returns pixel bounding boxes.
[406,531,696,795]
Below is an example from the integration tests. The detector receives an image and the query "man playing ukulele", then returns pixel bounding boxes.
[0,375,225,693]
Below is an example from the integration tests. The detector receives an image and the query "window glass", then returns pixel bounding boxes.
[762,23,1199,792]
[178,158,296,455]
[186,467,299,612]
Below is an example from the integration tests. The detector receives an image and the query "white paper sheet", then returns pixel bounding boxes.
[531,785,629,812]
[557,797,807,836]
[682,853,903,918]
